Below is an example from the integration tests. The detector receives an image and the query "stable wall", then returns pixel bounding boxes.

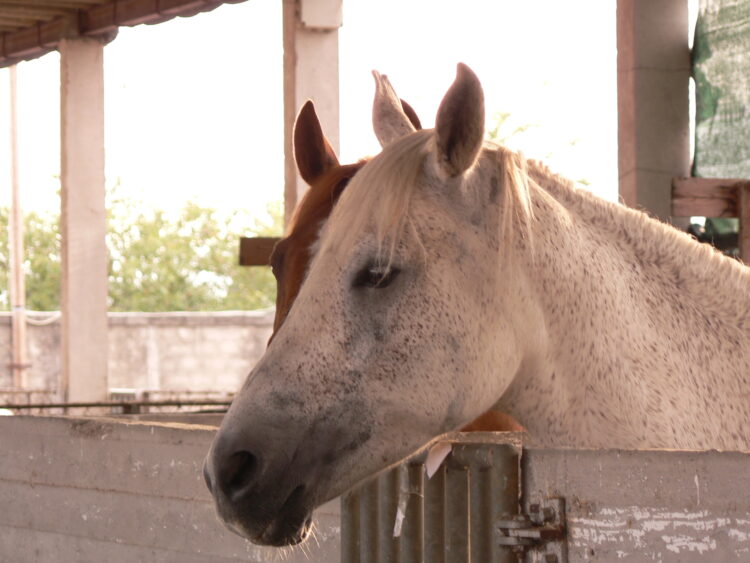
[0,311,273,393]
[0,415,340,562]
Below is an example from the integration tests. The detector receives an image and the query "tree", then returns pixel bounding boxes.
[0,207,61,311]
[0,194,282,312]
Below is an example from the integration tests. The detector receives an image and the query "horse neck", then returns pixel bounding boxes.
[501,162,750,450]
[527,163,750,318]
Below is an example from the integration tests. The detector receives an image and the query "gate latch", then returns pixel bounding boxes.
[497,497,567,562]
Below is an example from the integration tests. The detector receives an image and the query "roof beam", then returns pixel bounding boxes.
[0,0,246,67]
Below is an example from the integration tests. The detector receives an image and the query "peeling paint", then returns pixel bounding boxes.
[570,506,750,559]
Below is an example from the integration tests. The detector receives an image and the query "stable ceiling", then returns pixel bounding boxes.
[0,0,244,67]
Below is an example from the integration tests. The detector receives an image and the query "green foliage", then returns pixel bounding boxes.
[0,194,282,312]
[0,207,61,311]
[486,111,538,145]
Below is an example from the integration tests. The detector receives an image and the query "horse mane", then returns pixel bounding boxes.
[323,129,534,264]
[525,158,750,318]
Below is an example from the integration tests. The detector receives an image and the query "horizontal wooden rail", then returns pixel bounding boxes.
[672,177,750,263]
[239,236,280,267]
[671,177,750,218]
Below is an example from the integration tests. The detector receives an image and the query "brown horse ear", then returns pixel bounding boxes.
[294,100,340,185]
[372,71,417,147]
[400,99,422,131]
[434,63,485,177]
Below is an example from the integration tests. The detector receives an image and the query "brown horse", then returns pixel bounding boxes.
[269,100,523,433]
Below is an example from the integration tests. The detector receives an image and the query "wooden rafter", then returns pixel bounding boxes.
[0,0,245,66]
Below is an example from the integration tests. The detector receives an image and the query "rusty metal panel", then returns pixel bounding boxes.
[341,435,522,563]
[523,447,750,561]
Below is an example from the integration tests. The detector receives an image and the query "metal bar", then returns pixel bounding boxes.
[445,460,470,562]
[0,399,232,409]
[360,478,379,563]
[468,447,492,563]
[424,461,446,563]
[341,490,361,563]
[492,444,521,563]
[399,463,424,562]
[378,469,400,563]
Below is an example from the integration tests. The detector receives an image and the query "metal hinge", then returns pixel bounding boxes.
[497,497,567,562]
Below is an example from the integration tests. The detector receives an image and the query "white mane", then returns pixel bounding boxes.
[527,158,750,322]
[321,130,535,263]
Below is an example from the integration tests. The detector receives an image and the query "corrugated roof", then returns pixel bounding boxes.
[0,0,245,67]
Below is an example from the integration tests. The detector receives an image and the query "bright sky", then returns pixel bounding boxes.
[0,0,622,219]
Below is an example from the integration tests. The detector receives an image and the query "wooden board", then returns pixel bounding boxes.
[239,237,280,267]
[671,177,747,217]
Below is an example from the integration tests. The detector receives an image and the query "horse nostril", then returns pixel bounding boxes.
[217,450,259,499]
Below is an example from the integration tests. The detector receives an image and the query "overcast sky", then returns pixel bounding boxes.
[1,1,627,218]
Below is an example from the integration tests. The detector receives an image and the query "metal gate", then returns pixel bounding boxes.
[341,433,750,562]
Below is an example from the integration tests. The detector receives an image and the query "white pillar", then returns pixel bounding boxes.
[59,37,108,403]
[617,0,691,222]
[282,0,342,225]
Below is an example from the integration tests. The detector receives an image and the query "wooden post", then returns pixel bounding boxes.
[617,0,691,222]
[8,64,28,388]
[282,0,342,225]
[59,37,108,403]
[739,183,750,264]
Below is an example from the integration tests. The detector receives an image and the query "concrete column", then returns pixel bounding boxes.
[617,0,691,222]
[59,37,108,402]
[9,65,28,388]
[282,0,342,225]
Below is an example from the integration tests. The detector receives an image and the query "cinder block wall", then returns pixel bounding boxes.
[0,311,274,392]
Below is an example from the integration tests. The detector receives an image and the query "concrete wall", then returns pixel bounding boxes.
[0,415,340,562]
[0,311,273,393]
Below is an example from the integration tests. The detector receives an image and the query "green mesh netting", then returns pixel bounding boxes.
[693,0,750,178]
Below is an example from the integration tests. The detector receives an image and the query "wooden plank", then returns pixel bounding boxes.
[671,177,745,217]
[739,184,750,263]
[60,37,108,403]
[239,236,280,266]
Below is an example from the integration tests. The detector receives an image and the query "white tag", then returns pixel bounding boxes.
[425,441,452,478]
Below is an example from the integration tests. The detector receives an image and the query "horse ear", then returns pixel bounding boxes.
[434,63,485,177]
[400,98,422,131]
[372,71,418,147]
[294,100,340,185]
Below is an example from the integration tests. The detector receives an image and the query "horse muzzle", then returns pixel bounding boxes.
[202,437,315,546]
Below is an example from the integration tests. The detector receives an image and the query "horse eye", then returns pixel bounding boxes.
[354,265,401,289]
